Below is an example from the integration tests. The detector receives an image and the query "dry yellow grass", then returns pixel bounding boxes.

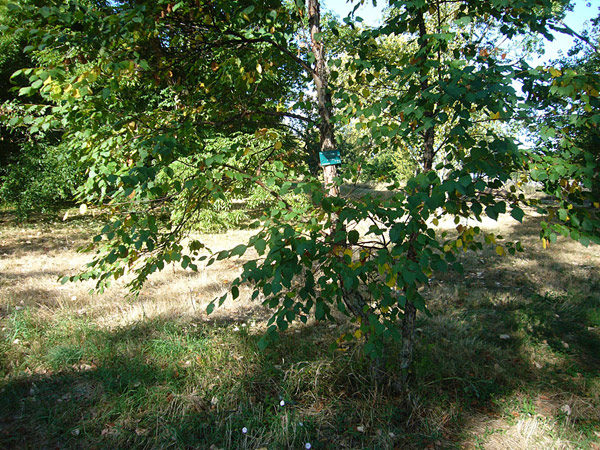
[0,217,266,330]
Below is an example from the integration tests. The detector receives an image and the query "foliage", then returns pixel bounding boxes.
[525,16,600,248]
[0,139,83,217]
[0,0,33,172]
[0,0,85,214]
[3,0,599,381]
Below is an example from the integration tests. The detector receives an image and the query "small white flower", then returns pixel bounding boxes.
[305,443,312,449]
[298,422,304,427]
[279,400,285,406]
[241,427,248,434]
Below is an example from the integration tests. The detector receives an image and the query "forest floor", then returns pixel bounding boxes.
[0,207,599,449]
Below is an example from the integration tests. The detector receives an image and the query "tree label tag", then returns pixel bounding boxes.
[319,150,341,166]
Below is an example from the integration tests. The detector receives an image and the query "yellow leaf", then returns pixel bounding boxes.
[443,244,451,252]
[274,141,282,150]
[432,218,439,226]
[362,88,370,98]
[72,88,81,98]
[549,67,562,77]
[490,111,500,120]
[542,238,548,249]
[354,329,362,339]
[593,202,599,208]
[385,275,397,288]
[495,245,504,256]
[456,239,463,248]
[380,306,389,313]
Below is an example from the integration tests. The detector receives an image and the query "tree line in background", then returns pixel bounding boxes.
[1,0,599,387]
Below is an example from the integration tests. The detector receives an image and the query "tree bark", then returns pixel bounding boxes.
[417,9,436,173]
[308,0,339,197]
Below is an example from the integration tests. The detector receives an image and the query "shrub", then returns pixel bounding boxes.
[0,140,83,218]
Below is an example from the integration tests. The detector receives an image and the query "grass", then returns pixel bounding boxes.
[0,208,599,449]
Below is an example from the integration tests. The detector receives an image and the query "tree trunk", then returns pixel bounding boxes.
[308,0,339,198]
[308,0,381,380]
[417,9,436,173]
[397,8,436,395]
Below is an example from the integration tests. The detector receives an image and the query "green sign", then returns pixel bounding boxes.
[319,150,341,166]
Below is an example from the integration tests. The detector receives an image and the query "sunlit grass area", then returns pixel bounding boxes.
[1,209,599,449]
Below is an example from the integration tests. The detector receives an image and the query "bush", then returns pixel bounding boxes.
[0,140,83,218]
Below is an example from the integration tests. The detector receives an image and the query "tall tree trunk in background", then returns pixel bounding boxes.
[307,0,382,380]
[308,0,339,197]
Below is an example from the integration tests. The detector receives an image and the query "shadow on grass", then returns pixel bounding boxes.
[0,215,599,449]
[0,316,354,449]
[2,301,598,449]
[413,215,600,447]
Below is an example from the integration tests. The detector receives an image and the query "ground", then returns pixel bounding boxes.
[0,207,599,449]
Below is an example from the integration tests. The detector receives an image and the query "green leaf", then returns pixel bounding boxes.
[254,238,267,254]
[206,302,215,315]
[230,244,247,258]
[257,335,269,351]
[510,207,524,223]
[315,300,325,320]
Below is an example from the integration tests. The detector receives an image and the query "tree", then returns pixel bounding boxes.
[0,0,86,217]
[5,0,599,389]
[525,13,600,247]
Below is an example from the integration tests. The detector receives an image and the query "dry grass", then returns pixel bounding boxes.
[0,214,269,330]
[0,208,599,449]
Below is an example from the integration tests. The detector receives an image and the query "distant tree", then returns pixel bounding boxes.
[0,0,32,171]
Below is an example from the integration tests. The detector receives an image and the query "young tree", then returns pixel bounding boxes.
[5,0,599,390]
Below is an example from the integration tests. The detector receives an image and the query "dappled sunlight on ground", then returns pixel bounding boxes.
[1,210,599,449]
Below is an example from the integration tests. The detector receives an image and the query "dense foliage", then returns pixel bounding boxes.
[0,0,84,216]
[2,0,599,385]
